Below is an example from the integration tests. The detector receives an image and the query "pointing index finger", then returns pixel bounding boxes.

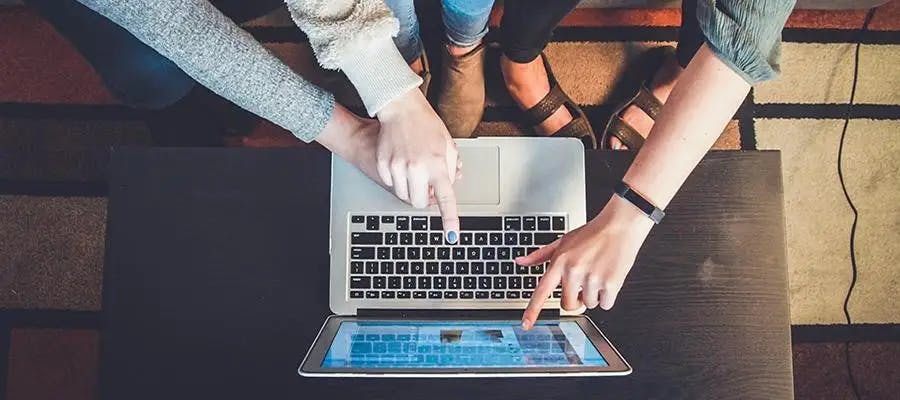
[430,174,460,244]
[522,261,563,330]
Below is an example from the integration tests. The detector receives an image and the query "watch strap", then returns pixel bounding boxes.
[614,181,665,224]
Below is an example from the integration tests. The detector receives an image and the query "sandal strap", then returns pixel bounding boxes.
[633,84,663,120]
[522,83,568,127]
[551,114,597,148]
[607,117,645,150]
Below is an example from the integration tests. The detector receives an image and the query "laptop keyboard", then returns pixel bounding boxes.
[348,215,564,301]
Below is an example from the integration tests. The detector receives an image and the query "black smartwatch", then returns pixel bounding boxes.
[613,181,665,224]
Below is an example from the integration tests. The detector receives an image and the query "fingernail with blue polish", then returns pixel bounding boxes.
[446,230,458,244]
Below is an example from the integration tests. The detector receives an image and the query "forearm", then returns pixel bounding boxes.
[77,0,335,142]
[622,44,751,209]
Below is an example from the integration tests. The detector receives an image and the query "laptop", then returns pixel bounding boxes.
[299,137,631,377]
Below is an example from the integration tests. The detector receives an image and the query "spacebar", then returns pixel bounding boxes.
[459,216,502,231]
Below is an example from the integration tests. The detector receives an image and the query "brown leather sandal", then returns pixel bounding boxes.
[600,46,674,151]
[520,52,597,149]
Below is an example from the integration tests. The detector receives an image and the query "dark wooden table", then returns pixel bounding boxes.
[102,147,792,399]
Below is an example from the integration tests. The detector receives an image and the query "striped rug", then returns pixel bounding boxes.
[1,2,898,399]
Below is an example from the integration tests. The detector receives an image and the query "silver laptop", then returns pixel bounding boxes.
[299,137,631,377]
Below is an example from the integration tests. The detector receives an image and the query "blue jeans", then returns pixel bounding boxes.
[384,0,495,63]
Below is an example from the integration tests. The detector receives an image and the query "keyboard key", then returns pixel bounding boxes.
[366,216,379,231]
[444,291,458,299]
[449,276,462,289]
[534,233,562,245]
[428,291,442,299]
[351,215,365,223]
[486,262,500,275]
[474,233,488,245]
[520,233,533,246]
[463,277,477,289]
[504,233,518,246]
[438,247,451,260]
[509,276,522,289]
[504,217,521,231]
[411,262,424,274]
[411,217,428,230]
[523,217,536,231]
[382,291,396,299]
[381,216,394,223]
[396,262,410,274]
[467,248,480,260]
[441,262,454,274]
[434,277,447,289]
[512,247,526,258]
[350,290,364,298]
[507,291,521,299]
[460,216,502,231]
[400,233,413,245]
[377,247,390,260]
[478,277,491,289]
[501,262,514,275]
[418,277,431,289]
[426,262,439,274]
[365,262,379,274]
[493,277,507,289]
[490,291,504,299]
[413,291,427,299]
[396,216,410,230]
[415,233,428,245]
[475,291,489,299]
[552,290,562,298]
[483,248,496,260]
[388,277,401,289]
[471,262,485,274]
[397,291,411,299]
[403,277,416,289]
[527,247,539,255]
[538,216,552,231]
[407,247,421,260]
[552,216,565,231]
[452,247,466,260]
[460,291,474,299]
[530,265,544,274]
[497,247,511,260]
[524,277,537,289]
[365,290,379,299]
[522,291,533,299]
[385,232,398,245]
[429,216,443,231]
[455,262,469,274]
[351,232,382,245]
[422,247,435,260]
[373,276,386,289]
[429,233,443,245]
[351,247,375,260]
[380,262,394,274]
[460,233,473,245]
[489,233,503,245]
[392,248,405,260]
[516,264,529,274]
[350,261,363,274]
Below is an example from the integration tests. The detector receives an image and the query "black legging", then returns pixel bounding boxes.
[499,0,706,67]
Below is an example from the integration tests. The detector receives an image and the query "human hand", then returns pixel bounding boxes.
[376,88,461,241]
[517,195,655,329]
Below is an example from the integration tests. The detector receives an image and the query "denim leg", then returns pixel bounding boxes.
[383,0,423,64]
[24,0,197,110]
[441,0,494,47]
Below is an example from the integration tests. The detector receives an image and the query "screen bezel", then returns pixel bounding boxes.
[298,315,631,377]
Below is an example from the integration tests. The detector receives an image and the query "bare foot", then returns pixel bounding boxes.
[501,54,573,136]
[609,56,684,149]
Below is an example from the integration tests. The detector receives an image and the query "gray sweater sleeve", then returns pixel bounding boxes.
[76,0,335,142]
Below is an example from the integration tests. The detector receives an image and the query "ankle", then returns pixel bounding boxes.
[409,56,425,76]
[500,55,538,91]
[447,40,481,57]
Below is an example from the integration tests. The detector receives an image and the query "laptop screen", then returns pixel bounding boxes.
[321,320,608,369]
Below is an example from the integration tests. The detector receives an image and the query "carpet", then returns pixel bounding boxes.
[1,2,898,399]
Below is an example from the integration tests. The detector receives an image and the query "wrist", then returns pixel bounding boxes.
[594,194,655,236]
[376,88,426,121]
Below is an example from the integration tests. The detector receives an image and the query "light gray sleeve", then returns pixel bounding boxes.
[77,0,335,142]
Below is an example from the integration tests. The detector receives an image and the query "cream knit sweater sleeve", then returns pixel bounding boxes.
[287,0,422,116]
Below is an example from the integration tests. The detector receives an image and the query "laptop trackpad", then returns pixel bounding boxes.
[455,146,500,205]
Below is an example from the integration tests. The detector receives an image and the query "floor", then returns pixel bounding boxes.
[0,1,898,399]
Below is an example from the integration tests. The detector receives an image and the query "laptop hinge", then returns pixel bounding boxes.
[357,308,561,320]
